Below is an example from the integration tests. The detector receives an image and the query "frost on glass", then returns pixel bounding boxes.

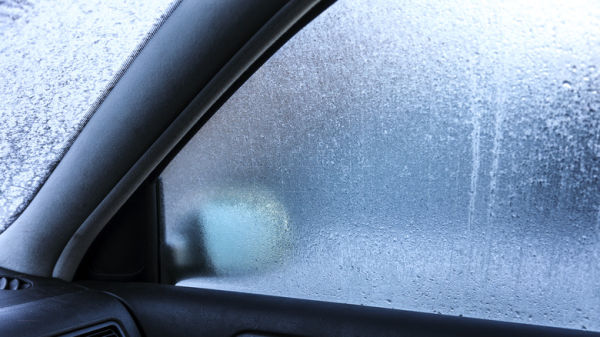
[0,0,177,232]
[160,0,600,331]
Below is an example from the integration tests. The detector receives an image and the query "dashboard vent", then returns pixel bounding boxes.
[0,276,31,290]
[60,322,124,337]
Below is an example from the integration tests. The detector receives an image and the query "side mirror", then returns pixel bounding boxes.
[171,187,291,278]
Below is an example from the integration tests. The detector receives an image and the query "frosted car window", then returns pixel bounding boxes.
[160,0,600,331]
[0,0,177,233]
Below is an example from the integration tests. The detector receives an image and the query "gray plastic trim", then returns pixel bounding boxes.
[54,0,317,280]
[0,0,319,280]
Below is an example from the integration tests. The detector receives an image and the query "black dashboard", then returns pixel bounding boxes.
[0,267,139,337]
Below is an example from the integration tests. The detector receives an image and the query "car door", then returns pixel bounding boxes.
[1,0,599,336]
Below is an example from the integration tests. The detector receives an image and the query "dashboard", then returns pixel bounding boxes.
[0,267,139,337]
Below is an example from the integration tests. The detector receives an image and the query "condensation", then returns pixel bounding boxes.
[161,0,600,331]
[0,0,177,232]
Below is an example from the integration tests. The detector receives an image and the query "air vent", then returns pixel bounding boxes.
[60,322,124,337]
[0,276,31,290]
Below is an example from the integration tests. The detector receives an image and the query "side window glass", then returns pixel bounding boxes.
[159,0,600,331]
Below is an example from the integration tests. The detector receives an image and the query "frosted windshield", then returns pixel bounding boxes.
[0,0,178,232]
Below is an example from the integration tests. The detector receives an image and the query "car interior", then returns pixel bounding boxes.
[0,0,598,336]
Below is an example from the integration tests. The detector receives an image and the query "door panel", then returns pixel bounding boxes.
[83,281,600,337]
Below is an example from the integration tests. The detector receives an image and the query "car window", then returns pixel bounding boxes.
[160,0,600,331]
[0,0,177,233]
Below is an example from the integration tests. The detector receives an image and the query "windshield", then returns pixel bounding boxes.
[0,0,178,233]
